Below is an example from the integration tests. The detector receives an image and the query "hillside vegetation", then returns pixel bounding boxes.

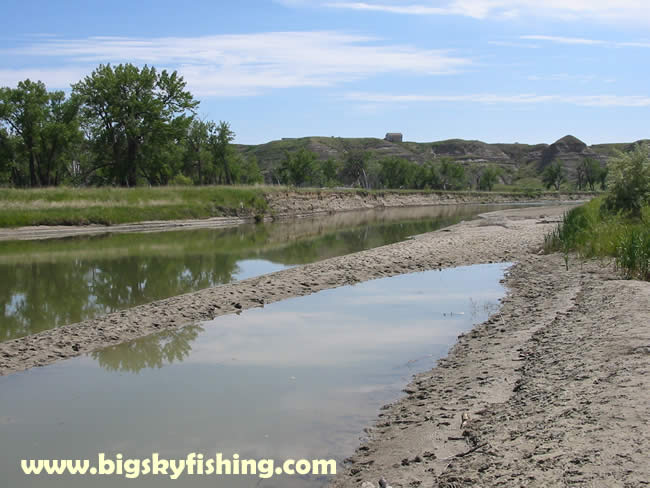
[237,135,648,190]
[1,63,645,193]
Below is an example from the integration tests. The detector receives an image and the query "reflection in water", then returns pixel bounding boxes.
[0,264,509,487]
[0,204,514,341]
[91,325,204,373]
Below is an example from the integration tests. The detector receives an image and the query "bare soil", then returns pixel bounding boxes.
[1,203,647,488]
[0,205,566,375]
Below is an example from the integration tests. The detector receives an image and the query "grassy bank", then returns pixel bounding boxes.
[0,185,592,228]
[0,186,270,227]
[544,197,649,280]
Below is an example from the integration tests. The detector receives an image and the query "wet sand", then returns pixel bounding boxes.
[1,203,648,487]
[0,205,568,375]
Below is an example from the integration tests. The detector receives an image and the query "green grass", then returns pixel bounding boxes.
[544,197,649,280]
[0,185,592,228]
[0,186,269,227]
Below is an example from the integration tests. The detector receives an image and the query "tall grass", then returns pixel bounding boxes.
[0,186,270,227]
[544,197,649,280]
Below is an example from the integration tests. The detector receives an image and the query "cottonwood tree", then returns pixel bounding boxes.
[437,158,466,190]
[209,121,236,184]
[478,165,500,191]
[378,157,416,189]
[605,144,650,215]
[184,118,215,184]
[278,148,321,186]
[73,64,198,186]
[583,158,603,191]
[0,80,81,187]
[542,161,566,191]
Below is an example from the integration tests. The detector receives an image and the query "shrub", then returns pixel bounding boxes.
[604,143,650,216]
[616,227,650,280]
[170,174,193,186]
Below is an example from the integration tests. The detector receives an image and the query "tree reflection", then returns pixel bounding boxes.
[91,325,203,373]
[0,204,499,341]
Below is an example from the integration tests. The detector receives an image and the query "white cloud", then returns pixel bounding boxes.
[520,35,605,45]
[527,73,597,83]
[488,40,540,48]
[0,67,89,89]
[1,32,469,96]
[321,0,650,24]
[522,35,650,48]
[344,92,650,107]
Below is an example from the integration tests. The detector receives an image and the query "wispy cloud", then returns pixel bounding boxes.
[521,35,650,48]
[0,32,469,96]
[344,92,650,107]
[319,1,650,24]
[527,73,597,83]
[520,35,606,45]
[488,40,540,49]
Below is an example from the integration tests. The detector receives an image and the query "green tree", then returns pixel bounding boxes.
[437,158,466,190]
[279,148,320,186]
[321,158,341,187]
[598,166,608,190]
[413,162,442,190]
[341,150,370,188]
[605,144,650,215]
[478,165,500,191]
[542,161,566,191]
[378,157,416,189]
[184,118,215,184]
[72,64,198,186]
[238,155,264,185]
[583,157,603,191]
[210,121,236,184]
[0,80,80,187]
[0,128,16,185]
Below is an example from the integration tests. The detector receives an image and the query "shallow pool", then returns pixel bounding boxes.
[0,263,510,487]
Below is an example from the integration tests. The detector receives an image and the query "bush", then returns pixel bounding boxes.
[544,197,650,280]
[170,174,193,186]
[604,143,650,216]
[616,227,650,280]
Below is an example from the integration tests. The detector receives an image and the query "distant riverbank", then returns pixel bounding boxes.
[0,185,594,240]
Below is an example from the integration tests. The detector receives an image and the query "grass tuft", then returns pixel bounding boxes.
[544,197,649,280]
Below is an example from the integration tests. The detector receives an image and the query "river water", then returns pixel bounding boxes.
[0,263,511,487]
[0,204,514,341]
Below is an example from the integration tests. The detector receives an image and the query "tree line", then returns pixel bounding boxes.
[273,148,503,191]
[0,64,263,187]
[541,158,608,191]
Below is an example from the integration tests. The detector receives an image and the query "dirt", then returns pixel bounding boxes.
[0,191,587,241]
[0,205,565,375]
[331,257,649,488]
[0,203,647,487]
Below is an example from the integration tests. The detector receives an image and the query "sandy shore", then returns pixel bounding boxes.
[0,205,567,375]
[333,254,649,488]
[1,203,647,486]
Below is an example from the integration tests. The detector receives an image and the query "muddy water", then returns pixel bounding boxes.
[0,263,510,487]
[0,204,514,341]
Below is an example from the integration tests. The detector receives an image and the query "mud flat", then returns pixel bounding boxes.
[1,204,647,486]
[331,257,650,485]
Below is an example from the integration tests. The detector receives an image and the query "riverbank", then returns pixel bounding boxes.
[1,204,647,486]
[0,205,570,374]
[0,185,592,240]
[332,253,649,488]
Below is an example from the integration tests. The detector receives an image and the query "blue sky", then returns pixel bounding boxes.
[2,0,649,145]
